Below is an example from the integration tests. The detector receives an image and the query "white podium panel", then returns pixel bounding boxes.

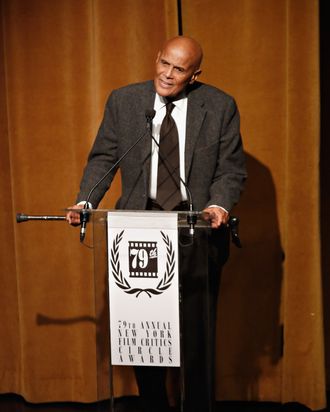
[107,211,180,367]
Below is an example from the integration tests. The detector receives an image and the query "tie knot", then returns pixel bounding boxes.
[166,102,175,115]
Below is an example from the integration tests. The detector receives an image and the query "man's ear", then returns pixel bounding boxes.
[189,69,202,84]
[156,51,161,63]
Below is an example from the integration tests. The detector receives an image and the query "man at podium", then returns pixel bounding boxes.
[67,36,246,412]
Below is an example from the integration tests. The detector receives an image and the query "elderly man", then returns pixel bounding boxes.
[67,36,246,412]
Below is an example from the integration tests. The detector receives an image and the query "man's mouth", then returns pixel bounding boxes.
[159,79,173,88]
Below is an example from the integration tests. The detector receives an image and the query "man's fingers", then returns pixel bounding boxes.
[202,207,229,229]
[66,205,84,226]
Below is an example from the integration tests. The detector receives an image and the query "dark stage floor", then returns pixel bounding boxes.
[0,394,328,412]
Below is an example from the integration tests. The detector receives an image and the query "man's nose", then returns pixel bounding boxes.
[164,66,173,78]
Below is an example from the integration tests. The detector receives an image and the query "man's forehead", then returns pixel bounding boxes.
[158,47,196,68]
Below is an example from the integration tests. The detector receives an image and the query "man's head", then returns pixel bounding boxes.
[154,36,203,98]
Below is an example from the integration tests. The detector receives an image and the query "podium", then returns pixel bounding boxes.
[89,209,217,412]
[16,208,225,411]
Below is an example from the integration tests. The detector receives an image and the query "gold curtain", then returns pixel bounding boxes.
[0,0,178,403]
[182,0,325,409]
[0,0,325,410]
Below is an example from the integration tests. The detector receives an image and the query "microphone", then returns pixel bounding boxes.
[146,109,156,131]
[228,216,242,248]
[16,213,66,223]
[79,109,156,242]
[147,127,197,236]
[80,207,89,242]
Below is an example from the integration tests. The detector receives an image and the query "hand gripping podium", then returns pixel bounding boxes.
[89,209,218,412]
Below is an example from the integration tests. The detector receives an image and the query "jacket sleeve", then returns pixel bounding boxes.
[76,92,119,208]
[206,97,247,212]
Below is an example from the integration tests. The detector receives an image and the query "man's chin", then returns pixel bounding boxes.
[156,89,175,98]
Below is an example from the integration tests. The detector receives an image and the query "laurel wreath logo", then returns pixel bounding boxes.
[110,230,175,298]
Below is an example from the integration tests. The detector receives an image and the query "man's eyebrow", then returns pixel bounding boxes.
[160,58,185,72]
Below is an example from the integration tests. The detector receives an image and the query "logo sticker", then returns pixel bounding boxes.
[111,230,175,298]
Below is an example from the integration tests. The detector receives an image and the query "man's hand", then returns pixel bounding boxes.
[66,204,84,226]
[202,206,229,229]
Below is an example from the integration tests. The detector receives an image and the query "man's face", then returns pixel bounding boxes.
[154,43,201,98]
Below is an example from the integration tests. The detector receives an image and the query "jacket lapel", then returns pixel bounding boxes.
[185,91,206,180]
[139,82,156,190]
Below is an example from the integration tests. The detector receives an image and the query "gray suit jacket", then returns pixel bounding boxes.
[77,80,247,212]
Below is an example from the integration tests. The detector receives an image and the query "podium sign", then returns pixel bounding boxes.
[107,211,180,367]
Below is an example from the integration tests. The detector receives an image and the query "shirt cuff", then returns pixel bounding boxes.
[77,201,93,209]
[207,205,229,214]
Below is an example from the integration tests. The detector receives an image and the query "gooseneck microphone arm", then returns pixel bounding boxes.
[79,109,156,243]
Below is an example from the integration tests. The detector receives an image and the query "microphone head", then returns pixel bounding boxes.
[145,109,156,121]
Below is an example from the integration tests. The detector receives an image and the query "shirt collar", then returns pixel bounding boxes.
[155,93,187,111]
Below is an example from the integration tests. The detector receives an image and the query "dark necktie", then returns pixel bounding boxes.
[156,102,182,210]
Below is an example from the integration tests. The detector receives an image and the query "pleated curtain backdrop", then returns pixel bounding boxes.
[181,0,325,409]
[0,0,179,403]
[0,0,325,410]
